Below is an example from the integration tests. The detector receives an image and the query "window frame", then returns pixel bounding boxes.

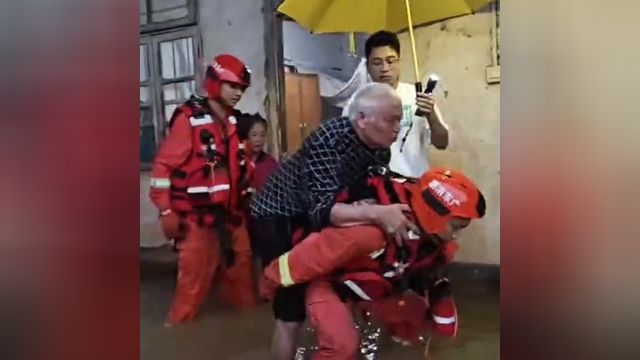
[140,0,198,34]
[140,26,203,169]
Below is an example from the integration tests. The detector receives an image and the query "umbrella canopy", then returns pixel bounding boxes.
[278,0,492,34]
[278,0,493,83]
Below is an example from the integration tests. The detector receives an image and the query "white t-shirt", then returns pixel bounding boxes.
[342,82,430,178]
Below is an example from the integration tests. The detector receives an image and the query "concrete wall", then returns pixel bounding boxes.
[140,0,268,248]
[397,13,500,264]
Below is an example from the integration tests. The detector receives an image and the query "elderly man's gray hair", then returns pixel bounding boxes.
[346,82,400,122]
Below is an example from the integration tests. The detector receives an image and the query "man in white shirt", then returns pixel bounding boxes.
[343,30,449,178]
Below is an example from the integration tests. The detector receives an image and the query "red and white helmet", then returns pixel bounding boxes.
[204,54,251,99]
[409,167,486,235]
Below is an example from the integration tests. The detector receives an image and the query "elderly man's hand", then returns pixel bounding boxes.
[373,204,419,245]
[416,93,435,115]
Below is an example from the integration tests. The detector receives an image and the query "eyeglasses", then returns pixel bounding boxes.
[369,56,400,68]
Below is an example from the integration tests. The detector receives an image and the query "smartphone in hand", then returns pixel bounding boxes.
[413,74,440,118]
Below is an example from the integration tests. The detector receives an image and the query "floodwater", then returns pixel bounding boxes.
[140,250,499,360]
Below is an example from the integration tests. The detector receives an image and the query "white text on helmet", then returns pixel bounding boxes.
[428,180,462,207]
[211,61,223,74]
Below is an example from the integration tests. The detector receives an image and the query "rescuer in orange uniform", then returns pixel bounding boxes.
[261,167,486,358]
[149,54,257,326]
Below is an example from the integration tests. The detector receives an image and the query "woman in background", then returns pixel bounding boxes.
[246,114,279,192]
[240,113,279,298]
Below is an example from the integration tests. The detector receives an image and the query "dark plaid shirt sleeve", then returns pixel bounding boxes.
[303,138,342,230]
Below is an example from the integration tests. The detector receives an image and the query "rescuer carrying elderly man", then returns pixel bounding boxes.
[261,166,486,359]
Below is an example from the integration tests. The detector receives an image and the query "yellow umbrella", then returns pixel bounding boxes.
[278,0,493,84]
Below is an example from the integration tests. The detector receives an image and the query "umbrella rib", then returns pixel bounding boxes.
[310,0,336,33]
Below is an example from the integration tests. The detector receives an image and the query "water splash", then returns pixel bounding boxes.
[358,319,383,360]
[295,314,384,359]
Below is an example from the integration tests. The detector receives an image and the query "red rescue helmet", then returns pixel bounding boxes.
[409,168,486,235]
[204,54,251,99]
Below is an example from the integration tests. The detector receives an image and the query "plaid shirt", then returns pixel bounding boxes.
[250,117,390,230]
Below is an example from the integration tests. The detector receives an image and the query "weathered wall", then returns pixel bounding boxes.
[397,13,500,264]
[140,0,268,248]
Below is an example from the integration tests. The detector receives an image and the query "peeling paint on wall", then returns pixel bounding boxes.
[397,12,500,264]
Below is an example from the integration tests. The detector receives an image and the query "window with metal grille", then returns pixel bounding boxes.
[140,1,202,167]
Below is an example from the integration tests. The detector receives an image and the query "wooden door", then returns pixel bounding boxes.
[283,72,321,154]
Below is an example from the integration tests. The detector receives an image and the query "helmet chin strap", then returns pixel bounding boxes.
[207,96,233,120]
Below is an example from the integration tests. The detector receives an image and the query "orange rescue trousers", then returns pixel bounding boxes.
[306,280,359,360]
[167,217,256,325]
